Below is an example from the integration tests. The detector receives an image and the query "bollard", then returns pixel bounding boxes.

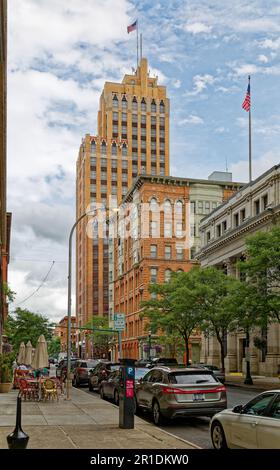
[119,358,136,429]
[7,395,29,449]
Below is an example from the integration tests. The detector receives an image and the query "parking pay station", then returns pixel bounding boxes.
[119,358,136,429]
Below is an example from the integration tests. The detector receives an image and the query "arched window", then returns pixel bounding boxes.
[150,197,158,212]
[122,95,127,109]
[160,100,165,113]
[112,94,118,107]
[122,143,127,156]
[177,269,184,273]
[101,140,107,154]
[90,140,96,154]
[175,200,183,214]
[151,99,156,113]
[141,98,146,112]
[165,269,172,283]
[132,96,138,110]
[164,199,172,213]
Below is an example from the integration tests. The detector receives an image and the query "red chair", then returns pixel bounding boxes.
[14,369,29,389]
[19,378,36,400]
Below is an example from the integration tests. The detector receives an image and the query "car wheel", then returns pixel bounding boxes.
[88,380,93,392]
[100,386,105,400]
[211,421,228,449]
[152,400,165,426]
[114,390,119,406]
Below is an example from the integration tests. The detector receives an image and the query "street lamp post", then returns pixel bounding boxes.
[244,329,253,385]
[66,211,92,400]
[148,330,152,362]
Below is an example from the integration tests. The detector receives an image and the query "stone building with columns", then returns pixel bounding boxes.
[198,164,280,376]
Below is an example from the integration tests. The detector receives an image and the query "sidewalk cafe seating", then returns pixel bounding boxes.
[14,369,31,389]
[18,378,39,401]
[49,376,64,395]
[42,379,59,401]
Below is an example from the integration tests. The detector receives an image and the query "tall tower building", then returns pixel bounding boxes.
[76,58,170,350]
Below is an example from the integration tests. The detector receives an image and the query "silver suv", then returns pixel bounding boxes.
[135,367,227,425]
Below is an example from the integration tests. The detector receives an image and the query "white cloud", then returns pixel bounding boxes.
[184,22,212,35]
[230,151,280,182]
[258,37,280,51]
[258,54,269,63]
[214,127,229,133]
[178,115,204,125]
[184,74,215,96]
[173,79,181,89]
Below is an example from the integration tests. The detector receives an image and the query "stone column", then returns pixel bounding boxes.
[249,328,259,375]
[225,333,237,372]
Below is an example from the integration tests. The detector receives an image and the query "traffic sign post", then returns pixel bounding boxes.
[114,313,125,361]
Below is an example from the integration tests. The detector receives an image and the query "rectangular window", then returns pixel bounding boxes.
[198,201,203,213]
[111,159,117,168]
[176,222,183,237]
[164,222,172,237]
[176,245,184,260]
[234,213,239,227]
[190,201,196,214]
[254,199,260,215]
[141,102,146,112]
[150,268,157,283]
[240,208,246,222]
[113,112,118,120]
[191,224,196,237]
[151,129,156,137]
[122,160,128,169]
[222,220,227,233]
[216,224,221,237]
[141,115,146,124]
[206,231,211,242]
[150,245,157,259]
[150,221,158,237]
[205,201,210,213]
[132,114,137,123]
[160,167,165,176]
[262,194,268,210]
[160,117,165,125]
[165,245,171,259]
[151,116,156,125]
[122,112,127,121]
[212,201,217,209]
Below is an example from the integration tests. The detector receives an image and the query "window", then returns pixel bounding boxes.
[160,117,165,126]
[206,231,211,242]
[212,201,217,209]
[150,197,158,212]
[262,193,268,210]
[176,222,183,237]
[150,221,158,237]
[141,115,146,124]
[151,99,156,113]
[165,245,171,259]
[151,128,156,137]
[141,98,146,111]
[190,201,196,214]
[151,116,156,125]
[234,213,239,227]
[90,141,96,154]
[101,141,106,154]
[112,94,118,107]
[254,199,260,215]
[190,247,196,259]
[132,114,137,123]
[164,199,172,214]
[111,159,117,168]
[159,100,165,113]
[122,160,128,169]
[165,269,172,283]
[112,112,118,120]
[122,112,127,121]
[240,208,246,222]
[269,394,280,419]
[150,245,157,259]
[176,245,184,260]
[216,224,221,237]
[205,201,210,213]
[150,267,157,283]
[242,394,275,416]
[122,95,127,109]
[175,200,183,215]
[111,142,117,155]
[164,222,172,237]
[198,201,203,213]
[132,97,138,110]
[122,144,127,156]
[222,220,227,233]
[191,224,196,237]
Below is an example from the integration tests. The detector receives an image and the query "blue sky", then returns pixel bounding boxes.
[7,0,280,321]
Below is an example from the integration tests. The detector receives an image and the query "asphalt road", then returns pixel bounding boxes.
[83,385,260,449]
[143,386,260,449]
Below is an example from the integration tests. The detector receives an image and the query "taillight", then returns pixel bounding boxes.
[77,368,85,374]
[162,385,226,395]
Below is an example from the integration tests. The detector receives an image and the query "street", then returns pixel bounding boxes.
[84,385,260,449]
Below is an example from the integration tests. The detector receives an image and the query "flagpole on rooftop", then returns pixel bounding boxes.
[248,75,252,182]
[137,20,139,68]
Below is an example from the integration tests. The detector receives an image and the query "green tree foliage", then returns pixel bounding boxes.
[5,308,54,352]
[141,271,204,365]
[83,316,113,358]
[47,337,61,357]
[187,267,241,372]
[237,226,280,322]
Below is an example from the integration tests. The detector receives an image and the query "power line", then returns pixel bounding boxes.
[14,261,56,306]
[10,257,67,264]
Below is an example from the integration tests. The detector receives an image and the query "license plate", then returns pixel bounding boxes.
[193,393,205,401]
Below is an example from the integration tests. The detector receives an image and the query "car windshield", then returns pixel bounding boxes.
[169,373,218,384]
[135,368,149,380]
[86,361,99,368]
[110,364,120,371]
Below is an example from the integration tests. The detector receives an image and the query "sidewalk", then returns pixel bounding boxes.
[225,373,280,391]
[0,388,199,449]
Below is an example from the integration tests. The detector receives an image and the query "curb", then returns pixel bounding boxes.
[225,382,267,392]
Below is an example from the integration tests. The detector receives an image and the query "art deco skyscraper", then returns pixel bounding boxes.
[76,58,169,341]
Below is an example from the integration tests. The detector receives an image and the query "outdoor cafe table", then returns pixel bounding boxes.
[25,377,44,401]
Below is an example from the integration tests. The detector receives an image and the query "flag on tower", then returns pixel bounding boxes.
[127,20,137,33]
[242,78,251,112]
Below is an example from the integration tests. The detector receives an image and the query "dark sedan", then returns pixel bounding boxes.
[191,363,225,384]
[72,359,101,387]
[100,367,148,405]
[88,361,120,392]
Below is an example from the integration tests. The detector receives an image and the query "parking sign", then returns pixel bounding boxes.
[114,313,125,331]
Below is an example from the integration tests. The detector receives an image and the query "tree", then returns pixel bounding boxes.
[4,308,54,352]
[187,267,241,372]
[47,337,61,357]
[141,272,204,365]
[83,316,113,359]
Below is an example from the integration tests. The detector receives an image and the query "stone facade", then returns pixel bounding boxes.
[198,164,280,376]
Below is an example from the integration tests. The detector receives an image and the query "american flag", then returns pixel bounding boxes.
[127,20,137,34]
[242,79,251,112]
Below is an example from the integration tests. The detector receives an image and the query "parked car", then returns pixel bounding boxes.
[72,359,101,387]
[56,358,79,380]
[135,366,227,425]
[146,358,178,368]
[88,361,120,392]
[191,363,225,384]
[210,390,280,449]
[100,367,149,405]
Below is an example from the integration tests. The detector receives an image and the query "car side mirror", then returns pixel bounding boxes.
[232,405,243,414]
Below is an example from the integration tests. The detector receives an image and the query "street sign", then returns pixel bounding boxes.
[114,313,125,331]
